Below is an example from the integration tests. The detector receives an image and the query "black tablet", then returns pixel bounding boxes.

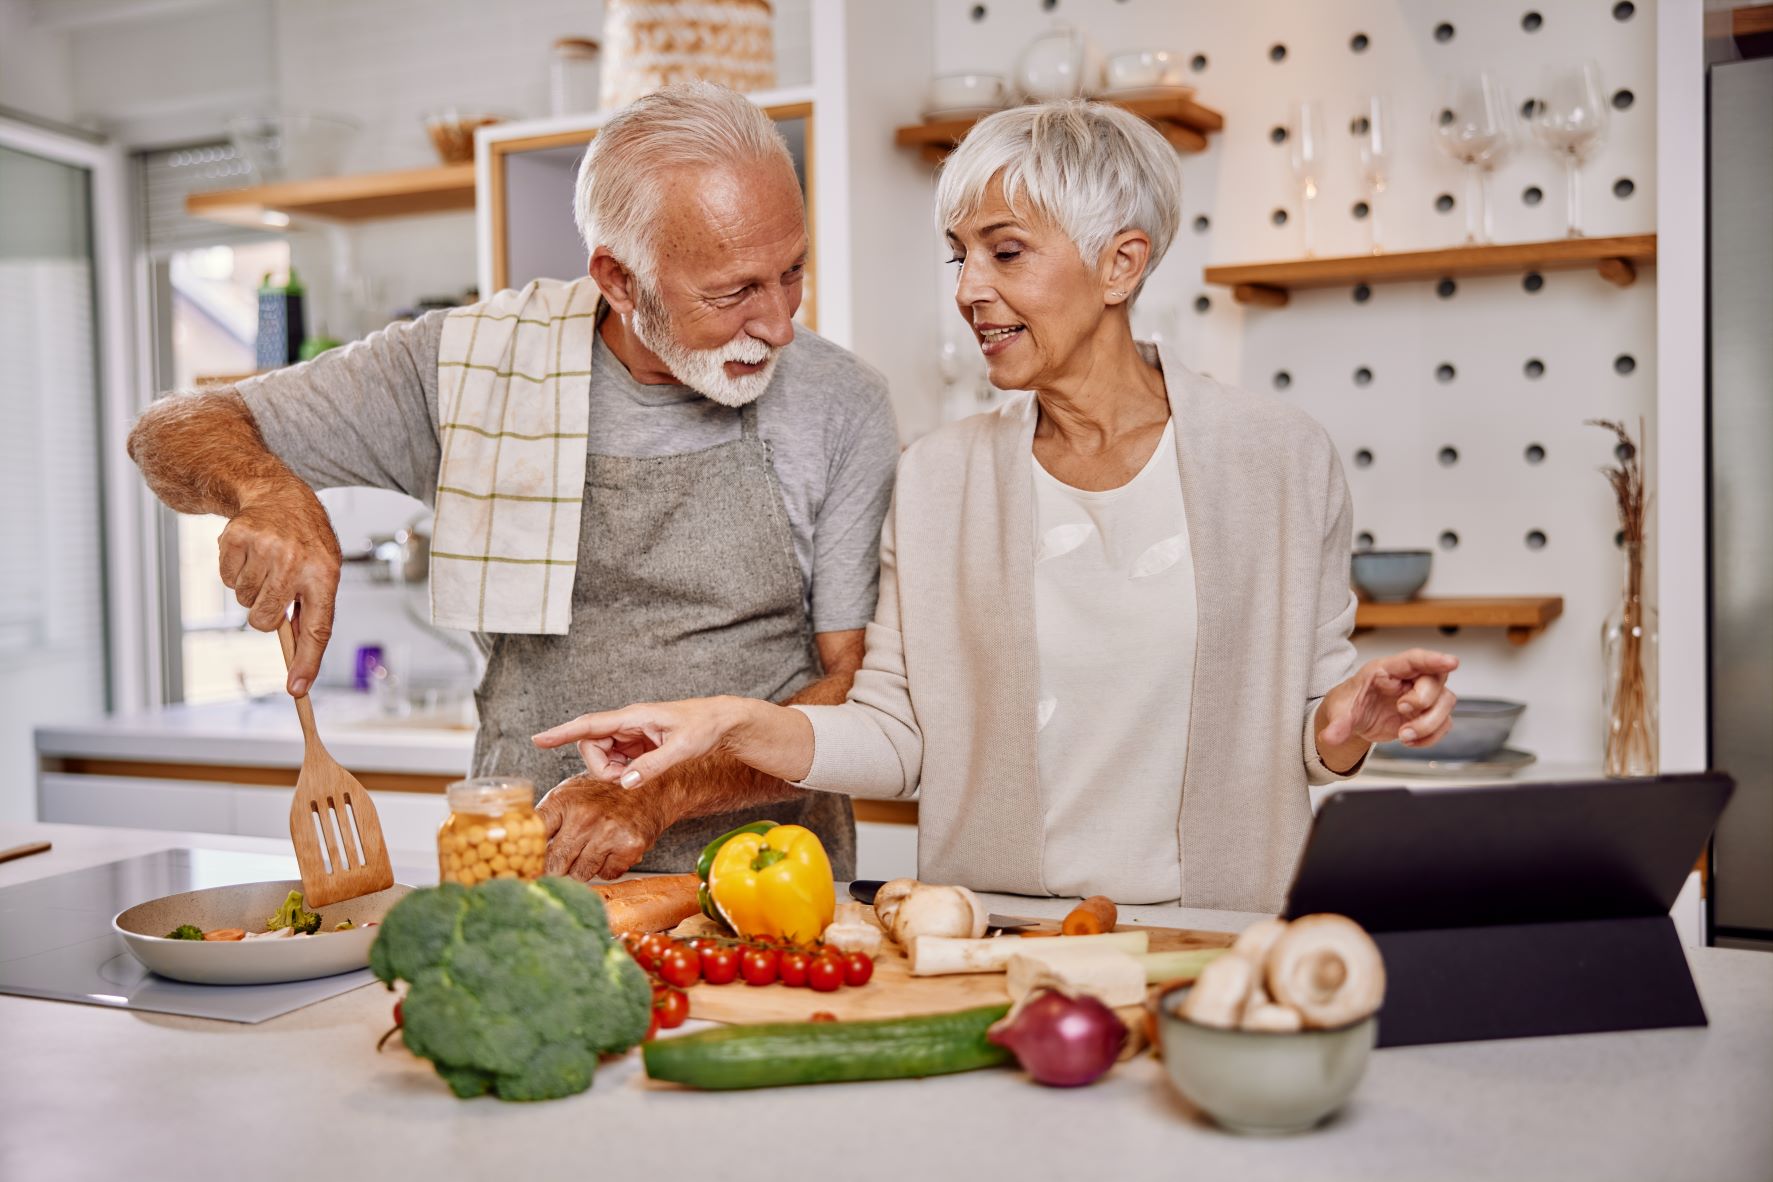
[1281,773,1734,1046]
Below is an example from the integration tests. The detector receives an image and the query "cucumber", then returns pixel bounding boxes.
[642,1005,1012,1090]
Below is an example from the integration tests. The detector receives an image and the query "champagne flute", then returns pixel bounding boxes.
[1356,95,1393,253]
[1288,100,1325,257]
[1532,62,1608,237]
[1433,73,1512,244]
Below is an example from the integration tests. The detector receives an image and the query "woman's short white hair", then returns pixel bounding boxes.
[574,81,796,283]
[935,100,1183,300]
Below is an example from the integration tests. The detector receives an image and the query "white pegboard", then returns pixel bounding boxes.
[918,0,1661,766]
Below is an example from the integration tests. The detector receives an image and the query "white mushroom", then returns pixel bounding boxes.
[1230,916,1289,965]
[821,903,884,956]
[1264,913,1386,1029]
[872,878,920,931]
[1241,1003,1305,1033]
[1179,949,1257,1029]
[890,884,987,943]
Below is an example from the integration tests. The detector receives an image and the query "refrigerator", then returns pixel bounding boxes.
[1706,54,1773,948]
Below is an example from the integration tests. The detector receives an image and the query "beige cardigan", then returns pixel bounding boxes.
[795,344,1361,912]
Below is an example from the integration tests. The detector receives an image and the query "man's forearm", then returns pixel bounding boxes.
[630,670,854,829]
[127,389,306,516]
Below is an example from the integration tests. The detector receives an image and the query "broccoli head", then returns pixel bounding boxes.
[369,876,651,1102]
[165,924,205,940]
[267,890,321,935]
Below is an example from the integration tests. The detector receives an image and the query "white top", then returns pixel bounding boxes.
[1031,420,1197,902]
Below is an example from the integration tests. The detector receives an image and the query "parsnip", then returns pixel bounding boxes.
[909,931,1149,976]
[1006,949,1147,1007]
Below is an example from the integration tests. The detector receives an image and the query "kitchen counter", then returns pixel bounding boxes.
[2,821,1768,1182]
[34,692,476,776]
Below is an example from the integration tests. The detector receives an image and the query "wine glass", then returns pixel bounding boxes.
[1433,73,1513,244]
[1531,62,1608,237]
[1355,96,1393,253]
[1287,100,1325,257]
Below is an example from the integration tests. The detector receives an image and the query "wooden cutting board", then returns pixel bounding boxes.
[679,921,1233,1025]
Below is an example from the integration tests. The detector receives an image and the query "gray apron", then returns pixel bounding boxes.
[470,399,856,876]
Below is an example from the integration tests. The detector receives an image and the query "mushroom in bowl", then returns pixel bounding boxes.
[1156,915,1385,1135]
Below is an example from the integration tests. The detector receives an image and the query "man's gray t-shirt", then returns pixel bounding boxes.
[238,309,900,633]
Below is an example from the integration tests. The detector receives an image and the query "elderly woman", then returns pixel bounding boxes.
[535,101,1457,912]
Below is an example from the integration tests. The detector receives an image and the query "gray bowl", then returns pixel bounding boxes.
[1375,696,1526,762]
[1156,983,1376,1135]
[1351,549,1432,602]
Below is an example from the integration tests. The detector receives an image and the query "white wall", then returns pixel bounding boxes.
[818,0,1676,771]
[0,0,76,124]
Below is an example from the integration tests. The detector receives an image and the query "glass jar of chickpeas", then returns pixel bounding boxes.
[437,777,546,886]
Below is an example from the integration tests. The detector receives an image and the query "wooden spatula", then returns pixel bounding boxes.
[276,618,394,907]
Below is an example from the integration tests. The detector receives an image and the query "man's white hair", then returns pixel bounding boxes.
[934,100,1183,301]
[573,81,796,283]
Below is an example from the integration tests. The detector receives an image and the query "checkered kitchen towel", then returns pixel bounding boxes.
[430,276,599,634]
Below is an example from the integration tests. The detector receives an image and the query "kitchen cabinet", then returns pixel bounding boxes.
[184,163,477,228]
[476,88,815,320]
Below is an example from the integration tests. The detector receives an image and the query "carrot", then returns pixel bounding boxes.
[203,928,246,941]
[1061,896,1117,936]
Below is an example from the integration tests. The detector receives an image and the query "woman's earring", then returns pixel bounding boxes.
[1109,289,1125,301]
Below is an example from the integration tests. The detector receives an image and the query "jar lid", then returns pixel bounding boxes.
[447,776,535,812]
[552,36,600,57]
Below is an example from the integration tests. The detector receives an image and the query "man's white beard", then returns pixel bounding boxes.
[630,281,782,408]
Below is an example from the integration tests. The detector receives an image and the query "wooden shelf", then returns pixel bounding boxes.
[1734,4,1773,56]
[185,163,477,227]
[1204,234,1656,307]
[1354,596,1565,646]
[895,93,1224,164]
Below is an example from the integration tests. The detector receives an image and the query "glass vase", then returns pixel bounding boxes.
[1601,543,1658,777]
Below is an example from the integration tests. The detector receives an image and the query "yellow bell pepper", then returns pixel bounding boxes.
[706,824,836,944]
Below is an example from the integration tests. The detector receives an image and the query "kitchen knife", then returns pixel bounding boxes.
[850,881,1040,932]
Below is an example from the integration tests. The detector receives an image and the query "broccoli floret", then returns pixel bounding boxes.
[166,924,205,940]
[368,876,651,1102]
[267,890,321,935]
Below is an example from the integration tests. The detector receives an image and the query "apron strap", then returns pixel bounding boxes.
[739,399,760,441]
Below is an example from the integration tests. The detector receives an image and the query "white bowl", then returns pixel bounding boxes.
[1102,49,1191,93]
[1014,25,1104,102]
[923,73,1007,121]
[114,879,412,986]
[1157,984,1377,1135]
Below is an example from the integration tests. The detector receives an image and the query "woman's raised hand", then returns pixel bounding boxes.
[1317,648,1460,762]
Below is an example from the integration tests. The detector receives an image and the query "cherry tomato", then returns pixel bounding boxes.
[807,952,844,993]
[810,1011,838,1023]
[740,946,779,986]
[628,934,665,973]
[842,951,875,987]
[654,986,690,1029]
[644,1007,661,1042]
[659,944,701,989]
[393,998,404,1026]
[777,949,811,987]
[700,945,739,985]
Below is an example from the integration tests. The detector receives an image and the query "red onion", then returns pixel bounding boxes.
[987,988,1127,1087]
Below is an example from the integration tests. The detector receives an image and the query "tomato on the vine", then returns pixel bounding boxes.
[659,944,701,989]
[629,933,668,973]
[654,986,689,1029]
[740,945,779,986]
[842,951,875,987]
[644,1007,661,1041]
[807,952,844,993]
[777,949,811,987]
[700,944,739,985]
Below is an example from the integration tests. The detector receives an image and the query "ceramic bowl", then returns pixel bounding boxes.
[114,879,412,986]
[1101,49,1191,94]
[1350,549,1432,602]
[1156,984,1377,1135]
[1375,697,1527,762]
[922,73,1008,120]
[1014,24,1104,102]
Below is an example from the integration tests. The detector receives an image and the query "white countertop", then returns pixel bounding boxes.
[35,692,475,776]
[2,821,1768,1182]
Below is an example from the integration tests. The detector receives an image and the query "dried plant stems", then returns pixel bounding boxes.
[1588,417,1656,776]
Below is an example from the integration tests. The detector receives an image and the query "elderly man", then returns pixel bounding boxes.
[127,83,899,879]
